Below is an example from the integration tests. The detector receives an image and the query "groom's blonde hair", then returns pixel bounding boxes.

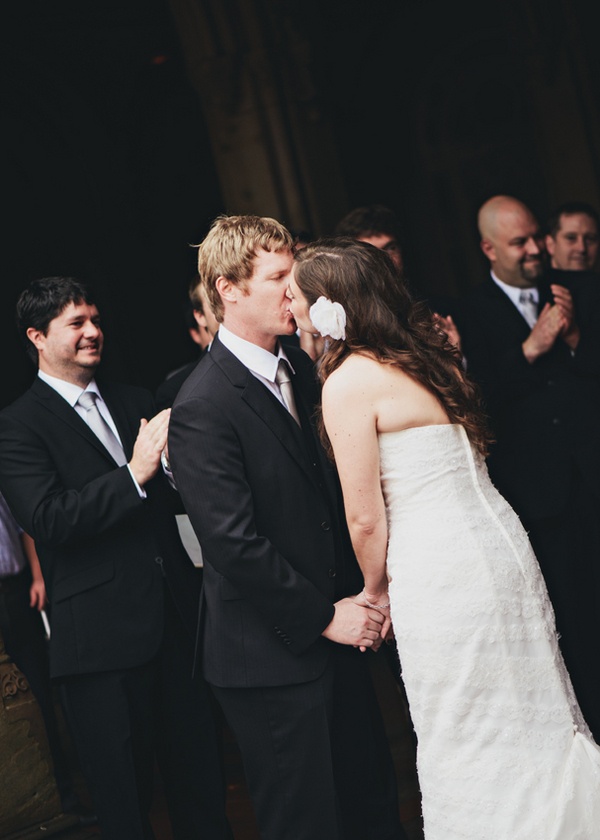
[196,214,293,321]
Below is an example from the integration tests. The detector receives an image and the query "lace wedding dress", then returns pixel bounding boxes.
[380,424,600,840]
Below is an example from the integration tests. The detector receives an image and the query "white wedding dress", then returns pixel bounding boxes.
[380,424,600,840]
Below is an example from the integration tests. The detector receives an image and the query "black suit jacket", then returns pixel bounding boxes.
[457,276,600,520]
[545,266,600,297]
[155,353,205,411]
[168,335,363,688]
[0,377,201,678]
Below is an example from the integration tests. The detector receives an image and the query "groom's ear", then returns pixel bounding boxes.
[215,275,238,304]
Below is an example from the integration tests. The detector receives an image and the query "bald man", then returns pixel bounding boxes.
[457,195,600,740]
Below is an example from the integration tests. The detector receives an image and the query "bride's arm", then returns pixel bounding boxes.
[322,367,390,612]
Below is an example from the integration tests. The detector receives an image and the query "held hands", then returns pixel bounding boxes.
[359,587,393,646]
[129,409,171,487]
[322,596,387,652]
[322,586,394,653]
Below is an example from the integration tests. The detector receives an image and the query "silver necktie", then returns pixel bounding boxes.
[518,289,538,328]
[275,359,301,426]
[77,391,127,466]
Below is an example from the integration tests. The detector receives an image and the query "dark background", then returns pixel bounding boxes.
[2,0,599,406]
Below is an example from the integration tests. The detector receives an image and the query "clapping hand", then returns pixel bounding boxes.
[434,313,462,353]
[551,284,580,350]
[129,409,171,486]
[522,302,565,362]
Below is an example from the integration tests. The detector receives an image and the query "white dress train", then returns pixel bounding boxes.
[380,424,600,840]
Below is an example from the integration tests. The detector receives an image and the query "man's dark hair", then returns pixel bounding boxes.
[17,276,94,365]
[546,201,600,237]
[334,204,404,244]
[188,274,204,313]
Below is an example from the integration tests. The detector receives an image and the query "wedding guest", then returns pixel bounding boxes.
[456,195,600,740]
[335,203,462,354]
[0,491,96,825]
[0,276,231,840]
[155,276,219,410]
[545,200,600,272]
[335,204,405,274]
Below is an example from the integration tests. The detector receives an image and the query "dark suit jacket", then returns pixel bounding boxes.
[168,335,363,688]
[155,353,205,411]
[545,266,600,295]
[0,377,201,678]
[156,336,300,411]
[457,275,600,520]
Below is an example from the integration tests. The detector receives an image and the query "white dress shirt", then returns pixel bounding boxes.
[217,325,296,410]
[490,271,539,325]
[37,372,144,496]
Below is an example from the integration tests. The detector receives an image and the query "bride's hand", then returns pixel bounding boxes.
[358,586,390,611]
[357,587,392,641]
[384,623,395,643]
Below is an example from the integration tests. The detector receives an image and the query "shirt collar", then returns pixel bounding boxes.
[490,270,539,307]
[218,324,295,383]
[38,371,102,407]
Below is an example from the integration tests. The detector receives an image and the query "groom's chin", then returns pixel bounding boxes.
[282,317,298,335]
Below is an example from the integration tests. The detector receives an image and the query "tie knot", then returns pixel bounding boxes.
[77,391,98,410]
[276,359,291,386]
[519,290,536,305]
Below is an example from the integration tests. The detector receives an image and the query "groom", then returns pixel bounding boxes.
[168,214,405,840]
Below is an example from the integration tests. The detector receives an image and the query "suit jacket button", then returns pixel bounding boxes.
[552,417,561,425]
[321,521,330,531]
[328,568,336,578]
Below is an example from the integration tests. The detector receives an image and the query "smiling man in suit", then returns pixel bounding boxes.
[0,277,230,840]
[168,215,404,840]
[457,195,600,740]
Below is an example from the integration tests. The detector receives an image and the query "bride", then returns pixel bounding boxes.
[287,237,600,840]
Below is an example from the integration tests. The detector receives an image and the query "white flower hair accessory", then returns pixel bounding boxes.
[309,296,347,341]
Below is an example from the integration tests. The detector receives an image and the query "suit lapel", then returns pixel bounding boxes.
[536,279,554,311]
[483,278,532,338]
[210,337,322,489]
[30,377,131,466]
[294,378,341,505]
[483,277,573,364]
[96,380,136,459]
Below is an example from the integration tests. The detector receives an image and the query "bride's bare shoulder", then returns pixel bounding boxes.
[323,354,390,401]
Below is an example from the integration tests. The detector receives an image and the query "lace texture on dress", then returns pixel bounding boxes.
[380,424,600,840]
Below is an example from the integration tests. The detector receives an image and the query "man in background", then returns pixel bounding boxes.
[0,491,95,824]
[545,200,599,273]
[156,276,219,410]
[0,276,230,840]
[335,203,462,354]
[335,204,405,274]
[457,194,600,740]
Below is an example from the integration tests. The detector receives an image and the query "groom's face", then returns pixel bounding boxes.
[222,247,296,351]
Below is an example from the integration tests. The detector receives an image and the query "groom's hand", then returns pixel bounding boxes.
[322,597,385,652]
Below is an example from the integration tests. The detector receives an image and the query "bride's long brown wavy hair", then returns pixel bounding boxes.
[293,237,493,456]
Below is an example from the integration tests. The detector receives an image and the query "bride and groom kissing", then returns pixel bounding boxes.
[168,214,600,840]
